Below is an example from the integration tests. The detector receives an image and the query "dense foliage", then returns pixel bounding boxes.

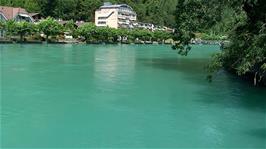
[0,0,178,27]
[174,0,266,85]
[76,23,173,43]
[38,17,64,41]
[1,18,63,41]
[14,21,36,42]
[1,18,173,43]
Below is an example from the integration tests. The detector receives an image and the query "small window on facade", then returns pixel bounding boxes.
[98,17,106,20]
[98,21,106,24]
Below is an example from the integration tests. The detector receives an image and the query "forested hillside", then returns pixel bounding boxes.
[0,0,177,27]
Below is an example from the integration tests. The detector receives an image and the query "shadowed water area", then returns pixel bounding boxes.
[0,44,266,148]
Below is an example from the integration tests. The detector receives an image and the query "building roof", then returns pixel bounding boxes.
[0,6,28,20]
[29,13,40,17]
[100,4,134,11]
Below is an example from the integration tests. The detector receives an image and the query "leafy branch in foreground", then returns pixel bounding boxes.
[173,0,266,85]
[172,0,224,55]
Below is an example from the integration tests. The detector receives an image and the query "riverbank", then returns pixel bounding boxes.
[0,40,172,45]
[0,38,227,45]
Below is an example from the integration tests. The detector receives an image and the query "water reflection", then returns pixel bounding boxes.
[93,46,136,91]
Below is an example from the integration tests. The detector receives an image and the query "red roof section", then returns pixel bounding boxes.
[0,6,28,20]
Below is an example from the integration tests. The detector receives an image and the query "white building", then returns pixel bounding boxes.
[95,2,137,29]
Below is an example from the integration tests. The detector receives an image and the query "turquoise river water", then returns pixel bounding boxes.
[0,44,266,148]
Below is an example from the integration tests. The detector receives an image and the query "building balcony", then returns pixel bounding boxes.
[118,21,130,25]
[129,17,136,21]
[118,11,136,16]
[118,15,136,21]
[118,15,126,19]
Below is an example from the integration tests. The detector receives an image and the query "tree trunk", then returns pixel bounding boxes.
[20,34,23,42]
[254,72,258,86]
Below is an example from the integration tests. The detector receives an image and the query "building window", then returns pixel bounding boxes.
[98,21,106,24]
[98,17,107,20]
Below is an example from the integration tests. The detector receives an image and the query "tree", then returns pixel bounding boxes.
[36,0,57,17]
[173,0,266,85]
[76,22,97,42]
[75,0,102,21]
[65,20,76,36]
[38,17,64,42]
[173,0,224,55]
[24,0,41,12]
[153,31,173,42]
[94,27,112,42]
[15,21,36,42]
[115,28,130,43]
[5,20,17,38]
[130,29,152,41]
[0,20,6,30]
[0,0,179,27]
[0,21,6,38]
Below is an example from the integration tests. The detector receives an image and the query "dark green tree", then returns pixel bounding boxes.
[0,0,179,27]
[37,0,57,17]
[173,0,266,85]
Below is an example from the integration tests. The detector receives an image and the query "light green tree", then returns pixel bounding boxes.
[38,17,64,42]
[76,23,96,42]
[65,20,76,36]
[15,21,36,42]
[5,20,17,38]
